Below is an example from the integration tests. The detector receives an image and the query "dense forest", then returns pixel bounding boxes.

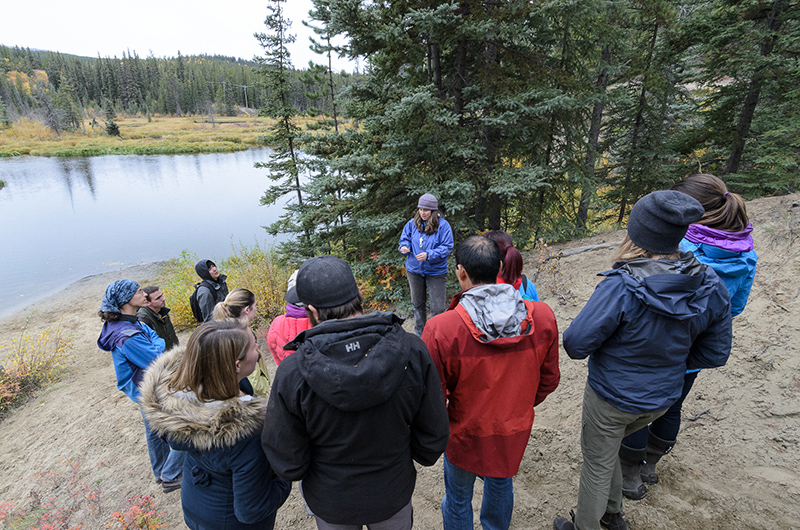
[0,45,354,122]
[2,0,799,300]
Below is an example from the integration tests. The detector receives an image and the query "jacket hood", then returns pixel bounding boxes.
[685,223,754,253]
[97,317,142,351]
[604,254,715,320]
[195,259,227,284]
[139,346,266,451]
[458,284,528,341]
[285,311,410,412]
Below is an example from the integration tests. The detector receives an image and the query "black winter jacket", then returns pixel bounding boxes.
[261,311,449,526]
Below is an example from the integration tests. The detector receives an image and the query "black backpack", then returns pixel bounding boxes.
[189,280,215,322]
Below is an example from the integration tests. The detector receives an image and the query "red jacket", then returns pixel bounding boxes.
[267,313,312,365]
[422,286,560,477]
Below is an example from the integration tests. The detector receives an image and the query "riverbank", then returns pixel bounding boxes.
[1,193,798,529]
[0,114,342,157]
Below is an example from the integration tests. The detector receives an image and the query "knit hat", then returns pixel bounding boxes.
[284,270,301,305]
[627,190,704,254]
[417,193,438,210]
[100,279,140,313]
[296,256,360,308]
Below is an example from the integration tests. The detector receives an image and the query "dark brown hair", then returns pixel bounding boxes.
[307,294,364,325]
[414,209,440,235]
[671,173,748,232]
[170,318,250,402]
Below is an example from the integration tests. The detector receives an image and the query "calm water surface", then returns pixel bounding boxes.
[0,148,288,319]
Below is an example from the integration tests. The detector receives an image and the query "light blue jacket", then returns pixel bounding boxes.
[398,217,454,276]
[680,238,757,317]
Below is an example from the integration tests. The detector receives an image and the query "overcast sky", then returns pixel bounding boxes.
[2,0,356,72]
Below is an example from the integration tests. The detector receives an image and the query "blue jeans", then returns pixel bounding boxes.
[406,272,447,336]
[442,454,513,530]
[141,406,185,482]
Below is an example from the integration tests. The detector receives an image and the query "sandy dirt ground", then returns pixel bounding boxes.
[1,193,799,529]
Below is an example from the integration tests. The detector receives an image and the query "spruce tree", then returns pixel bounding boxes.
[254,0,311,255]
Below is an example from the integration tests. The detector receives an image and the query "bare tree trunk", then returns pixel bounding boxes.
[725,0,786,175]
[579,45,611,227]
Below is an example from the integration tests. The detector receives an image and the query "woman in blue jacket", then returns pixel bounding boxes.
[553,191,732,530]
[398,193,454,336]
[140,318,291,529]
[619,174,758,502]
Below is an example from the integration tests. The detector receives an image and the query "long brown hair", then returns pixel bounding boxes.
[671,173,748,232]
[414,209,440,235]
[612,235,681,264]
[170,318,250,402]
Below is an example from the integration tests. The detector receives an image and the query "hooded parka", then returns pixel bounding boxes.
[261,311,449,526]
[140,347,291,530]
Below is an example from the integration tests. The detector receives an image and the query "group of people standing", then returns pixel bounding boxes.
[96,173,755,530]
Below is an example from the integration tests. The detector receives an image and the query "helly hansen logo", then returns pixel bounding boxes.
[345,341,361,352]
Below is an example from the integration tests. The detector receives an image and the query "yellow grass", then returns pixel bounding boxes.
[0,114,354,157]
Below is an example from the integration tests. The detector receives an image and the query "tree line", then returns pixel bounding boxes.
[254,0,798,301]
[0,44,355,128]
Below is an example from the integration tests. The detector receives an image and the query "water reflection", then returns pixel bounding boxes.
[0,148,285,318]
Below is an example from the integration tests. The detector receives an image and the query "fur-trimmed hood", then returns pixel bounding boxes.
[139,346,266,451]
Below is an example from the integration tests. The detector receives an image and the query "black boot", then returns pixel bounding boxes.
[641,429,675,485]
[619,444,647,500]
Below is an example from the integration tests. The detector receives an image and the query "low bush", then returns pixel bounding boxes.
[0,320,72,420]
[0,458,168,529]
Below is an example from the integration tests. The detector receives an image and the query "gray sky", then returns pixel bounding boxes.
[2,0,356,71]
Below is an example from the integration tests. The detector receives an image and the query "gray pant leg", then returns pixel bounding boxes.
[575,384,665,530]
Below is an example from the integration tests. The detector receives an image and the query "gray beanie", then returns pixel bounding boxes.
[296,256,360,308]
[417,193,438,210]
[627,190,704,254]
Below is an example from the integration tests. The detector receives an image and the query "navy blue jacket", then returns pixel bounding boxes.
[140,347,291,530]
[563,255,732,414]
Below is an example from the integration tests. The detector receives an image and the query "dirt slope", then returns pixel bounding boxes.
[1,194,798,529]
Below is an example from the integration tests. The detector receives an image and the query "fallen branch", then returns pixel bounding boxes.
[548,243,614,261]
[686,409,711,422]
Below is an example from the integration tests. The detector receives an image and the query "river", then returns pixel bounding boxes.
[0,148,289,319]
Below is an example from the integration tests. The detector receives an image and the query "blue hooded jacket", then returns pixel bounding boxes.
[398,216,454,276]
[563,254,732,414]
[680,236,757,317]
[97,315,166,402]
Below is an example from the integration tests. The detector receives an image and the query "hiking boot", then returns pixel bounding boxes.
[553,516,576,530]
[161,475,182,493]
[641,430,675,485]
[600,511,629,530]
[619,444,647,500]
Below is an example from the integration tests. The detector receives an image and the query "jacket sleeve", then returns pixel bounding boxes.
[261,366,312,482]
[267,316,286,365]
[197,284,215,322]
[408,338,449,466]
[140,323,166,354]
[562,276,626,360]
[730,264,756,317]
[231,436,291,524]
[119,332,162,370]
[688,290,733,370]
[398,220,413,252]
[532,303,560,406]
[428,220,454,262]
[421,320,451,400]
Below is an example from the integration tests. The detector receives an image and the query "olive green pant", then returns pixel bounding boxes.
[575,384,666,530]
